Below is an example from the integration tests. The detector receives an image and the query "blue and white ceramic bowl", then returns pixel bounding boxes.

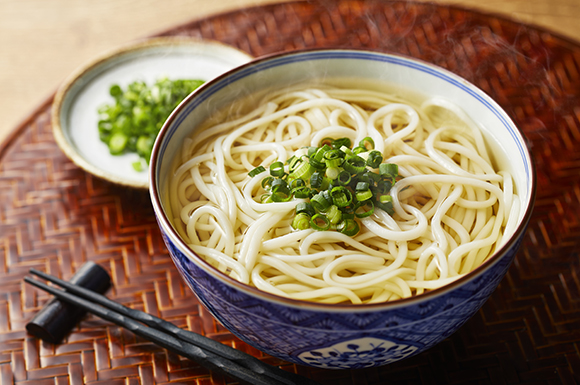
[149,49,536,369]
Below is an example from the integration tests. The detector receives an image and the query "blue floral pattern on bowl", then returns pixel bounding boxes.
[297,337,419,369]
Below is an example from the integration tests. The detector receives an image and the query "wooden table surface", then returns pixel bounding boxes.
[0,0,579,145]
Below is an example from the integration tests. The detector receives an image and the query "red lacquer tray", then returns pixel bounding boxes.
[1,1,579,383]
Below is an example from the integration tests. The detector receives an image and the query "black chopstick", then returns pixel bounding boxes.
[25,270,321,385]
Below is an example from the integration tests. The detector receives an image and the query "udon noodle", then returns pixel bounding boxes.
[167,82,520,304]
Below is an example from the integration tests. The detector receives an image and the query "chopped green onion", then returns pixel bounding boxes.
[366,150,383,168]
[376,179,392,194]
[310,213,331,231]
[326,167,340,180]
[261,176,274,190]
[356,189,373,202]
[355,182,372,201]
[136,135,155,163]
[339,145,353,156]
[330,186,352,208]
[326,205,342,224]
[359,136,375,150]
[290,178,305,189]
[249,165,266,177]
[355,200,375,218]
[356,181,370,191]
[291,160,314,181]
[337,170,351,186]
[331,137,351,149]
[357,173,371,186]
[292,213,311,230]
[338,219,360,236]
[98,77,204,169]
[324,149,344,168]
[313,144,331,161]
[271,191,292,202]
[311,191,332,212]
[308,158,326,170]
[288,156,302,172]
[365,171,382,184]
[109,84,122,97]
[296,202,316,217]
[320,177,331,191]
[269,161,285,177]
[320,137,334,147]
[342,212,355,220]
[310,145,331,170]
[380,194,393,203]
[343,155,366,174]
[310,171,324,189]
[380,163,399,178]
[108,132,128,155]
[271,178,290,195]
[132,160,144,172]
[292,186,311,198]
[252,134,400,236]
[325,158,343,168]
[377,202,394,215]
[320,190,332,205]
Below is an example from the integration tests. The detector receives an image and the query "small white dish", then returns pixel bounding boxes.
[52,37,253,189]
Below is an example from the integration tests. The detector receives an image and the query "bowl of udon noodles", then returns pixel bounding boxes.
[149,49,536,369]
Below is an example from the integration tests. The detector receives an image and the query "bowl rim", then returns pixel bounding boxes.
[51,36,254,189]
[150,47,537,312]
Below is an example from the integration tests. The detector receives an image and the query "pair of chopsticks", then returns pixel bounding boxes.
[25,269,321,385]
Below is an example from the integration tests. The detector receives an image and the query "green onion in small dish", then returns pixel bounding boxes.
[52,37,253,189]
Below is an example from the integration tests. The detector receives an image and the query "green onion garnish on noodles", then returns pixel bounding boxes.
[249,137,400,236]
[310,213,331,231]
[380,163,399,178]
[366,150,383,168]
[292,213,311,230]
[292,186,311,199]
[355,182,373,202]
[249,166,266,177]
[330,186,352,207]
[311,191,332,212]
[324,149,344,168]
[359,136,375,150]
[355,200,375,218]
[337,170,351,185]
[269,161,285,177]
[343,155,366,174]
[338,218,360,236]
[291,160,314,181]
[331,137,351,149]
[296,202,316,217]
[326,205,342,224]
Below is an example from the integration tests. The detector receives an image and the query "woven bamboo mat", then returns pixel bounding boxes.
[1,0,580,383]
